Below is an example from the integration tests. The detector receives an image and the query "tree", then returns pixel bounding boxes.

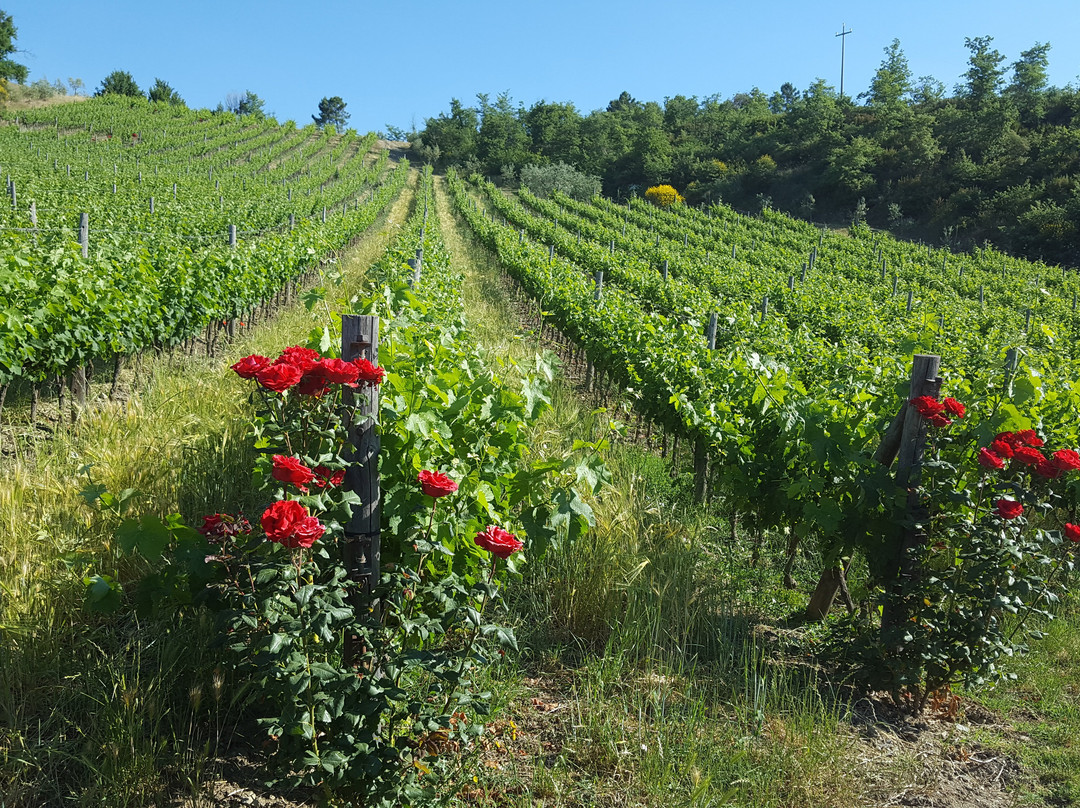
[67,77,84,96]
[865,39,912,108]
[0,11,27,85]
[958,36,1006,108]
[313,96,349,129]
[96,70,141,97]
[147,78,183,106]
[222,90,265,118]
[1006,42,1051,126]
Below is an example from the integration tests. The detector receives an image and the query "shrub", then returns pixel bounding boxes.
[519,162,601,200]
[644,184,684,207]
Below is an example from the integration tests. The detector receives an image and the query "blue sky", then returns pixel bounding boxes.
[6,1,1080,133]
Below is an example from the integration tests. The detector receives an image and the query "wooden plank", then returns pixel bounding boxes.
[341,314,382,664]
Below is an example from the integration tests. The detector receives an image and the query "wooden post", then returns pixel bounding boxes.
[79,213,88,258]
[880,353,941,634]
[584,272,603,391]
[70,365,88,422]
[342,314,381,665]
[149,196,154,215]
[661,259,669,281]
[7,178,14,211]
[289,213,295,230]
[788,275,795,291]
[228,224,237,248]
[29,200,37,244]
[979,285,984,305]
[800,262,807,283]
[548,244,554,265]
[906,290,914,313]
[731,244,736,260]
[760,295,769,321]
[693,313,719,504]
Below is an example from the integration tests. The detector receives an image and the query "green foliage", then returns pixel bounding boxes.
[147,77,183,106]
[95,69,141,98]
[0,10,27,85]
[312,95,349,130]
[519,161,600,200]
[221,89,265,118]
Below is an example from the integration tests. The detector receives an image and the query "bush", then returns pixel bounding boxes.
[644,184,684,207]
[519,162,601,201]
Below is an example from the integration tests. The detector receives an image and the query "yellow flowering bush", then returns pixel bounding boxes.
[645,185,684,207]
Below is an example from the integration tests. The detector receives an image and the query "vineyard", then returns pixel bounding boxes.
[0,95,1077,807]
[0,96,406,425]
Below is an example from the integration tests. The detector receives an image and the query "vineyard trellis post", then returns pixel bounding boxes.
[342,314,382,666]
[806,353,941,621]
[693,312,719,503]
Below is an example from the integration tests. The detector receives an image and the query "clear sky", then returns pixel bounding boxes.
[5,1,1079,133]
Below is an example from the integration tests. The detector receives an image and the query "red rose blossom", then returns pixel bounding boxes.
[942,397,966,418]
[909,396,945,418]
[927,413,953,428]
[1064,523,1080,543]
[353,358,386,385]
[1051,449,1080,472]
[474,525,523,559]
[288,515,325,549]
[990,438,1015,459]
[318,358,361,385]
[1013,445,1045,466]
[977,448,1005,470]
[1035,460,1062,479]
[313,465,346,488]
[275,346,321,373]
[993,499,1024,520]
[231,354,271,379]
[272,455,315,489]
[261,500,310,544]
[1015,429,1044,448]
[995,432,1022,447]
[296,366,331,397]
[418,470,458,498]
[256,362,304,392]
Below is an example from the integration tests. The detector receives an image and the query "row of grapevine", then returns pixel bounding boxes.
[448,168,1080,578]
[0,98,409,401]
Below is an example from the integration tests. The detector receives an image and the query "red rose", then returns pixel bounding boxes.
[289,516,325,549]
[418,469,458,498]
[474,525,523,559]
[1051,449,1080,472]
[261,500,309,544]
[1064,523,1080,543]
[995,432,1021,447]
[272,455,315,489]
[1013,446,1044,466]
[990,438,1015,459]
[977,448,1004,470]
[318,358,360,385]
[256,362,304,392]
[927,413,953,428]
[942,397,966,418]
[353,358,386,385]
[1035,460,1062,479]
[1015,429,1044,448]
[296,366,331,397]
[275,346,321,373]
[993,499,1024,520]
[231,354,271,379]
[909,396,944,418]
[313,465,346,488]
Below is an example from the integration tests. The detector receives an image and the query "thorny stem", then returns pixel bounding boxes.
[441,560,499,717]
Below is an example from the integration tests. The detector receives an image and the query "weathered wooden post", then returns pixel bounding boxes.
[661,259,669,281]
[228,224,237,248]
[584,272,603,391]
[694,312,719,503]
[342,314,382,665]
